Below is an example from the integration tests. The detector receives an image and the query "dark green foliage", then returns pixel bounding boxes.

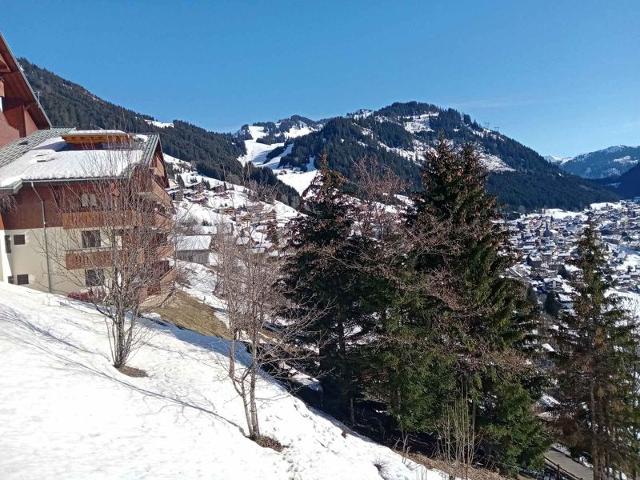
[20,59,300,207]
[279,102,618,211]
[266,144,287,161]
[285,144,548,470]
[242,163,300,209]
[282,162,377,415]
[553,222,640,479]
[616,162,640,198]
[283,117,422,189]
[389,140,548,469]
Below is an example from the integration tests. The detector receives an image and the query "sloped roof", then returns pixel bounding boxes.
[176,235,212,252]
[0,33,51,129]
[0,129,161,193]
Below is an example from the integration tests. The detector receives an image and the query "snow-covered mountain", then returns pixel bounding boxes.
[545,146,640,179]
[238,102,618,210]
[0,281,440,479]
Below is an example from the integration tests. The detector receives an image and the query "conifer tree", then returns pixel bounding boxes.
[554,221,640,480]
[395,140,546,470]
[282,156,377,419]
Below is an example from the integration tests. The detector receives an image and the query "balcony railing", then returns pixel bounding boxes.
[61,210,172,231]
[65,247,113,270]
[138,179,172,208]
[65,243,173,270]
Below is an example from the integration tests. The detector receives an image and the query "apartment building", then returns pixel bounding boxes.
[0,128,175,297]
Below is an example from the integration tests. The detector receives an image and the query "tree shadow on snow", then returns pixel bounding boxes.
[0,304,246,436]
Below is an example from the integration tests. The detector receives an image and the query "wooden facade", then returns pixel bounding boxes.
[0,34,50,147]
[0,134,175,298]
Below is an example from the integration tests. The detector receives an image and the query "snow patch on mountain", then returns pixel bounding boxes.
[145,119,174,129]
[402,113,438,134]
[239,125,318,195]
[480,153,516,173]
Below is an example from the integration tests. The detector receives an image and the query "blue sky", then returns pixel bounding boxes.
[4,0,639,156]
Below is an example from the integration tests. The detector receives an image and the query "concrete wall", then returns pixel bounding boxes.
[1,226,92,295]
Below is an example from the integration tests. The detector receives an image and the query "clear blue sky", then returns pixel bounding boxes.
[4,0,639,156]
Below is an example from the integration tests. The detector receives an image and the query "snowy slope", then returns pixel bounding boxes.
[0,282,438,479]
[239,125,318,195]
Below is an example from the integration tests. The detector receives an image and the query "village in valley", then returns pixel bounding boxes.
[2,3,640,478]
[507,200,640,315]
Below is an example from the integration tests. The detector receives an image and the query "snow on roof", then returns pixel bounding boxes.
[176,235,212,252]
[0,131,156,190]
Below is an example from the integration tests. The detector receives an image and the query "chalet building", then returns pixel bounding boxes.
[0,128,175,296]
[0,33,50,147]
[176,235,212,265]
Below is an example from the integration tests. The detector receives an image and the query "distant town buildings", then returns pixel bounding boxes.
[507,201,640,313]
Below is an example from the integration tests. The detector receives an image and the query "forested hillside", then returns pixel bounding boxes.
[20,59,300,207]
[21,59,618,212]
[616,161,640,198]
[276,102,619,211]
[547,145,640,179]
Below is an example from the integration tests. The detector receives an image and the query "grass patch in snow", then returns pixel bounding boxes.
[116,365,147,377]
[147,291,230,339]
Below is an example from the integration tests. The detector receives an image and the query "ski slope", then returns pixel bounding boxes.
[239,125,319,195]
[0,282,439,480]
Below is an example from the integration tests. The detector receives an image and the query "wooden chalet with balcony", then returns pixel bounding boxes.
[0,128,175,297]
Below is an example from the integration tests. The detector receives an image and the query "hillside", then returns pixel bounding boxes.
[0,281,438,480]
[20,60,618,211]
[244,102,619,211]
[615,161,640,198]
[20,59,300,208]
[546,145,640,179]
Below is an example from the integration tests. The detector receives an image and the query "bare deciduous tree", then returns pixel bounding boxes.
[47,137,175,371]
[438,387,478,480]
[212,181,321,441]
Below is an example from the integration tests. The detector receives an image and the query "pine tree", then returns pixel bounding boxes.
[554,221,640,479]
[282,157,377,419]
[398,140,547,470]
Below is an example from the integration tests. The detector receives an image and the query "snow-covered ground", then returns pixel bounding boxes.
[239,125,318,195]
[0,281,440,480]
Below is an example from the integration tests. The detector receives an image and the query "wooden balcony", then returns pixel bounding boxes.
[158,267,176,286]
[154,243,175,259]
[139,179,172,208]
[65,243,173,270]
[65,247,113,270]
[61,210,172,231]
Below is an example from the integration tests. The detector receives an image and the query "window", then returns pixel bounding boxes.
[81,230,101,249]
[4,235,10,254]
[81,193,98,208]
[85,269,105,287]
[13,234,25,245]
[7,276,13,284]
[16,274,29,285]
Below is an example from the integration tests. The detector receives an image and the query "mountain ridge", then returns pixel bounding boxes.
[20,60,618,211]
[246,101,618,210]
[545,145,640,179]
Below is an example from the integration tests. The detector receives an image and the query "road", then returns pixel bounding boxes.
[544,447,593,480]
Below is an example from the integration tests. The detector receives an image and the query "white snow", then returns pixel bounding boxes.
[239,125,318,195]
[145,119,175,129]
[0,133,150,189]
[0,281,440,480]
[478,153,515,173]
[402,113,438,134]
[177,235,212,252]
